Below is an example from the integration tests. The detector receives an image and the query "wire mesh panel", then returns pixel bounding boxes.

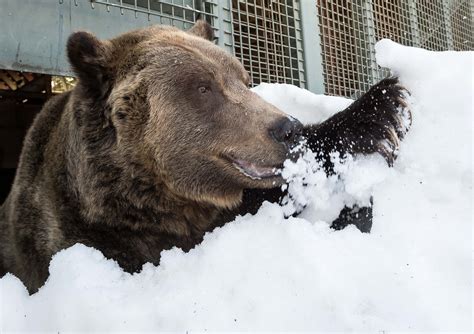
[230,0,306,88]
[373,0,413,46]
[91,0,217,30]
[449,0,473,50]
[372,0,415,80]
[316,0,376,98]
[90,0,306,87]
[316,0,473,98]
[416,0,449,50]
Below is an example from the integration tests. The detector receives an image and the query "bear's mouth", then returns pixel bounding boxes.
[228,158,283,180]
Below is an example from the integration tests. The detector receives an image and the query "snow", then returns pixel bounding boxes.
[1,40,472,331]
[280,151,393,223]
[252,82,352,125]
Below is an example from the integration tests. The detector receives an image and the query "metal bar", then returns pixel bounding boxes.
[215,0,233,54]
[254,3,263,84]
[245,1,254,84]
[283,2,294,85]
[442,0,455,49]
[300,0,323,93]
[362,0,379,84]
[408,0,421,46]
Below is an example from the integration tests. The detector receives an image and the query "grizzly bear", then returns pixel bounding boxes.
[0,21,410,293]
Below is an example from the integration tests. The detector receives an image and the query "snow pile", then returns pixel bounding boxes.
[252,82,352,125]
[280,148,392,223]
[1,40,472,331]
[279,148,351,221]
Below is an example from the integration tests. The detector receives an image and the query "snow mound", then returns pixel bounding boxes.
[1,40,472,331]
[251,82,352,125]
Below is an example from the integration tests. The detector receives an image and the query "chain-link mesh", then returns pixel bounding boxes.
[230,0,306,88]
[317,0,473,98]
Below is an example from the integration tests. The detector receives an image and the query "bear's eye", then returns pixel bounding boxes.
[198,86,210,94]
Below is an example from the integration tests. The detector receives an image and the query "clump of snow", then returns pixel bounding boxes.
[1,40,472,332]
[280,149,392,223]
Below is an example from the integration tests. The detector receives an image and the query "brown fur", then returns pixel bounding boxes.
[0,22,410,293]
[0,22,298,293]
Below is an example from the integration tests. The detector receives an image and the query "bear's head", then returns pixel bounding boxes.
[67,21,302,209]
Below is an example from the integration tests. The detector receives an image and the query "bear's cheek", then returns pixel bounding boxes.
[158,153,243,201]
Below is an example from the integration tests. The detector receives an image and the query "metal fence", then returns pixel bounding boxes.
[90,0,307,88]
[1,0,471,96]
[90,0,216,29]
[316,0,473,98]
[90,0,471,97]
[230,0,306,87]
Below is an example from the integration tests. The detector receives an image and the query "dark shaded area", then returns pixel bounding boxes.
[0,74,51,203]
[331,203,373,233]
[0,169,15,202]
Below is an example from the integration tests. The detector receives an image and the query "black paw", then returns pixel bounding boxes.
[331,203,373,233]
[345,77,412,165]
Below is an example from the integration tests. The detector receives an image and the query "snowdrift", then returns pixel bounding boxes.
[1,40,472,331]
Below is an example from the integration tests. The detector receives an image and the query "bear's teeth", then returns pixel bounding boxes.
[232,160,281,180]
[233,163,262,180]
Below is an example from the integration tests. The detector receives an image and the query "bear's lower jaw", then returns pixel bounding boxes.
[233,161,281,180]
[229,158,283,181]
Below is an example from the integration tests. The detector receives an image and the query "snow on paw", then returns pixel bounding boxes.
[349,76,412,165]
[377,77,412,140]
[377,79,411,164]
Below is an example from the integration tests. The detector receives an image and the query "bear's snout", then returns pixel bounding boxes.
[268,117,304,148]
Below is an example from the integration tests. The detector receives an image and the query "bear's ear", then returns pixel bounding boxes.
[67,31,112,92]
[188,20,215,41]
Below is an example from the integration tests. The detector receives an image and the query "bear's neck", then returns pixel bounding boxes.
[70,151,222,238]
[62,97,224,241]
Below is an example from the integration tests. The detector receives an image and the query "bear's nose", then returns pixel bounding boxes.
[268,117,303,146]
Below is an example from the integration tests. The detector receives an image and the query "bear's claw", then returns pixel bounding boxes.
[348,76,412,165]
[301,77,412,171]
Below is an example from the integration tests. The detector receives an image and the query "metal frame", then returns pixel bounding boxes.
[408,0,421,46]
[300,0,324,93]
